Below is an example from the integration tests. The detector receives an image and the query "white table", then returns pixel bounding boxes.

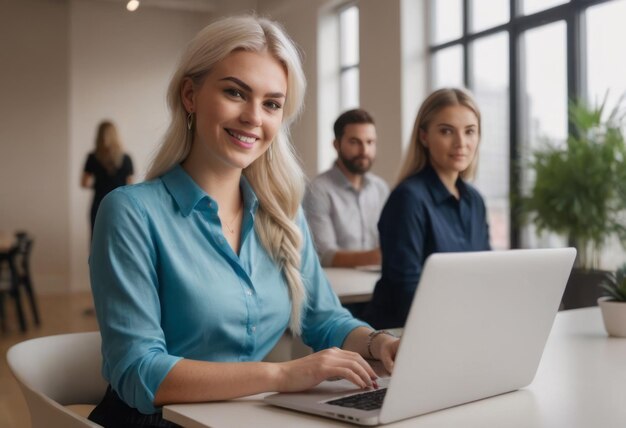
[163,308,626,427]
[323,267,380,303]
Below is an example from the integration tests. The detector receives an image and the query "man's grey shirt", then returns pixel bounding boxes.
[303,163,390,267]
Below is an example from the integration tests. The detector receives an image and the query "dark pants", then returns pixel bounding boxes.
[88,385,182,428]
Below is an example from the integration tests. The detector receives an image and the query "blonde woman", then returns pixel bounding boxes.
[88,15,399,427]
[362,88,491,330]
[81,120,134,235]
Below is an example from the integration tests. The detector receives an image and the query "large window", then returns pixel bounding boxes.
[470,0,509,32]
[521,0,569,15]
[585,0,626,268]
[470,32,510,249]
[428,0,624,253]
[586,0,626,124]
[317,3,360,172]
[339,4,359,111]
[519,22,568,249]
[432,46,464,89]
[432,0,463,44]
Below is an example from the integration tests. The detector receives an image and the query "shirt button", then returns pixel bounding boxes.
[251,325,256,333]
[246,289,253,296]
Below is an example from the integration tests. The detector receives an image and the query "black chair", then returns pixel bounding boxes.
[0,232,40,332]
[0,243,24,332]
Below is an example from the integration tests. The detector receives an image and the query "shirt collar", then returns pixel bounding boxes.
[330,161,372,191]
[161,164,259,217]
[240,174,260,215]
[423,164,468,204]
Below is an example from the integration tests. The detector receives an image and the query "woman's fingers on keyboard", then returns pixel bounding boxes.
[278,347,377,391]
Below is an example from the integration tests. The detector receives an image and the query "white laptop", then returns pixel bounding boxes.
[264,248,576,425]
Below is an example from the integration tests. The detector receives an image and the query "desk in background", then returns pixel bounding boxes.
[323,267,379,304]
[163,308,626,428]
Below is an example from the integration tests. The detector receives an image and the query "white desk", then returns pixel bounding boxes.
[323,267,379,303]
[163,308,626,428]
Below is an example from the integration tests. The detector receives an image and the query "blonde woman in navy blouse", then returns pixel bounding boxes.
[363,88,491,330]
[88,15,399,427]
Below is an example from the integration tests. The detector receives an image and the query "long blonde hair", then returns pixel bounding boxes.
[146,15,308,334]
[95,120,124,174]
[397,87,481,185]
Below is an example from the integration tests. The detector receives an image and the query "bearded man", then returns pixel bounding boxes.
[304,109,389,268]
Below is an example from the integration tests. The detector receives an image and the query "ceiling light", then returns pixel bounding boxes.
[127,0,140,12]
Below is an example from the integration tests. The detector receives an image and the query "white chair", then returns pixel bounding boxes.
[7,331,107,428]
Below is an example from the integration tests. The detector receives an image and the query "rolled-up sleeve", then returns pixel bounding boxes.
[295,210,369,350]
[90,190,182,414]
[303,183,338,267]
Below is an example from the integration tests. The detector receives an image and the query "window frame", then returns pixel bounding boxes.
[428,0,616,248]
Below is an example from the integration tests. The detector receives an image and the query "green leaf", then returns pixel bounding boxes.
[515,93,626,269]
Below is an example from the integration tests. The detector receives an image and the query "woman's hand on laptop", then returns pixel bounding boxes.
[343,327,400,375]
[274,347,378,392]
[370,333,400,374]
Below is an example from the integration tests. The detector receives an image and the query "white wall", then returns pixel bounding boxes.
[0,0,70,293]
[68,0,209,291]
[359,0,405,183]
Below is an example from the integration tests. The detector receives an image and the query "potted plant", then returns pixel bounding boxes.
[598,263,626,337]
[517,94,626,309]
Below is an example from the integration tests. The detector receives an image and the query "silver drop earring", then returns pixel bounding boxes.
[187,112,194,131]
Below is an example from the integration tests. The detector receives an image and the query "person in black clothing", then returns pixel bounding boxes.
[362,88,491,329]
[81,120,134,235]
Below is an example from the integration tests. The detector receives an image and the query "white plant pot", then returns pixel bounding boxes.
[598,297,626,337]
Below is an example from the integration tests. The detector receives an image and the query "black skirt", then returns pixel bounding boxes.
[88,385,182,428]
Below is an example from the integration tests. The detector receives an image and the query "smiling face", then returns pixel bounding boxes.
[181,49,287,174]
[420,104,480,180]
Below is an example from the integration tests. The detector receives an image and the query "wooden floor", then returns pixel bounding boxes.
[0,291,99,428]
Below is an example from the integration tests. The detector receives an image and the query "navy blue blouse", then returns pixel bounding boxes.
[362,165,491,328]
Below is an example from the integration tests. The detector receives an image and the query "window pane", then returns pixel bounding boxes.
[341,67,359,110]
[520,0,568,16]
[432,45,464,89]
[587,0,626,125]
[586,0,626,269]
[470,0,509,32]
[521,22,568,148]
[470,32,510,249]
[340,6,359,67]
[431,0,463,44]
[520,21,568,248]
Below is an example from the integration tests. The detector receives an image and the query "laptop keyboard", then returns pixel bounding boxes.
[326,388,387,411]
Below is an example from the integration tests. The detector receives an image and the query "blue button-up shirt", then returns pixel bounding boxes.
[89,165,367,414]
[363,165,491,328]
